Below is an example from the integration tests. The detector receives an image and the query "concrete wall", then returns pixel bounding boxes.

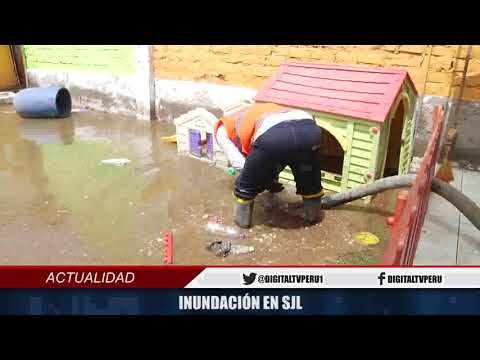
[154,79,256,121]
[26,69,138,116]
[153,45,480,155]
[23,45,154,120]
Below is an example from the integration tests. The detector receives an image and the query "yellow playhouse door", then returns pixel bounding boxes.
[0,45,19,91]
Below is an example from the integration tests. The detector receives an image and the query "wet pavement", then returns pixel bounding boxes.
[415,162,480,265]
[0,105,392,265]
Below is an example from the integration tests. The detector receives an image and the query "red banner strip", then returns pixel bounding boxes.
[0,266,205,288]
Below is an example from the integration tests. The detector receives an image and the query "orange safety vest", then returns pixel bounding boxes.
[214,103,292,156]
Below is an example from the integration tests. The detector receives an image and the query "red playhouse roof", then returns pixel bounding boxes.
[254,62,418,123]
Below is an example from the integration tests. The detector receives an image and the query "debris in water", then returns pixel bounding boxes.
[207,241,231,257]
[0,92,15,105]
[205,221,245,240]
[230,245,254,255]
[353,232,381,246]
[459,160,477,171]
[100,158,131,166]
[161,135,177,143]
[207,241,254,257]
[227,167,237,176]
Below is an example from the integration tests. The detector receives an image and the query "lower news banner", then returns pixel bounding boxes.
[2,266,480,315]
[179,294,304,311]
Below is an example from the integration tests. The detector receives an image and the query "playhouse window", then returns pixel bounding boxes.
[318,129,344,175]
[189,129,214,159]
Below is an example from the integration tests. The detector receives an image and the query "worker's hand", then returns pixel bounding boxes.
[267,180,284,194]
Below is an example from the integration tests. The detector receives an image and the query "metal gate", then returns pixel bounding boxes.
[383,105,445,265]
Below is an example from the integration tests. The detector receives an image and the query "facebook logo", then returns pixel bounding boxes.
[378,272,386,286]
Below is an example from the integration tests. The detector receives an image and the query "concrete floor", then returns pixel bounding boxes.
[415,162,480,265]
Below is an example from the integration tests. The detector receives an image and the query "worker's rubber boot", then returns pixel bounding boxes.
[234,196,255,229]
[303,197,323,226]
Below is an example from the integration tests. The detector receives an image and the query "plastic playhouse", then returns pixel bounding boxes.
[255,62,418,193]
[174,101,251,169]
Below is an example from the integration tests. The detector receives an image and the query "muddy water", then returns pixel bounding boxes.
[0,105,393,265]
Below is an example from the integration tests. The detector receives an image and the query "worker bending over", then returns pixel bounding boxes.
[214,102,324,228]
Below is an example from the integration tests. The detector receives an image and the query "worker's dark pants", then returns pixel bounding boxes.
[234,119,323,200]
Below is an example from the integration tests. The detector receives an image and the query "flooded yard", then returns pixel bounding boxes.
[0,105,394,265]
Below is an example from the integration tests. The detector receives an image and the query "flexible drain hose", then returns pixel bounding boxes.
[321,174,480,232]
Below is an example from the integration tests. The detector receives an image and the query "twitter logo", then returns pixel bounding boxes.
[243,273,257,285]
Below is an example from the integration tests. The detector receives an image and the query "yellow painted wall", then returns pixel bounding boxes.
[153,45,480,101]
[0,45,19,91]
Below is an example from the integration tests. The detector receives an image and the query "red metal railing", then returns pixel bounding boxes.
[383,105,445,265]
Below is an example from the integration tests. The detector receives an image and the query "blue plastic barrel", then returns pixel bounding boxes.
[14,86,72,119]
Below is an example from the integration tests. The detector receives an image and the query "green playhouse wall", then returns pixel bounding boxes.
[23,45,136,75]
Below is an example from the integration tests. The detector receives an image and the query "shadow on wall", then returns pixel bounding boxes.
[448,72,480,157]
[414,73,480,158]
[452,72,480,100]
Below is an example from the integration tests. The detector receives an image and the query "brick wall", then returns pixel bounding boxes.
[153,45,480,100]
[24,45,136,75]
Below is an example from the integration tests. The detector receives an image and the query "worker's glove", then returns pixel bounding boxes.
[267,180,284,194]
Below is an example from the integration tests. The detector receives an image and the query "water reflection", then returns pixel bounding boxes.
[1,111,157,262]
[0,117,75,224]
[0,110,226,263]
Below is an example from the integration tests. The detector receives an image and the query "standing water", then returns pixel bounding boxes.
[0,104,391,265]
